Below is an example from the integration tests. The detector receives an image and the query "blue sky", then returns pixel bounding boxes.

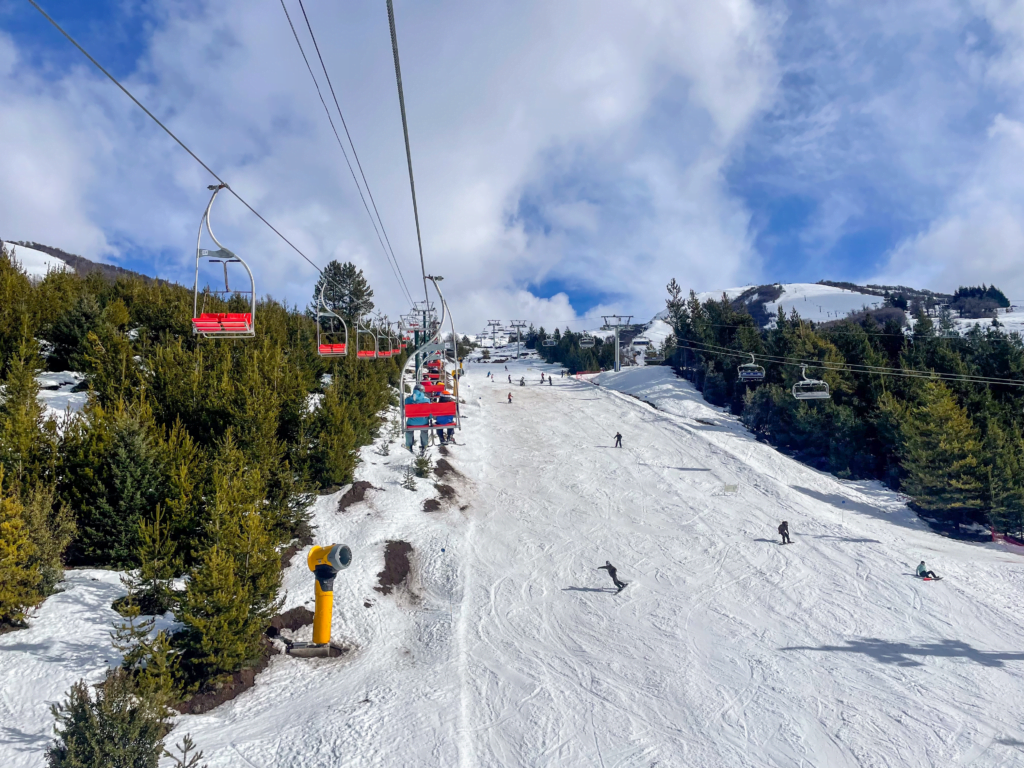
[4,0,1024,328]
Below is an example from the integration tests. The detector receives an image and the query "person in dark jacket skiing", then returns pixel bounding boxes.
[548,377,552,386]
[508,374,512,384]
[614,432,622,448]
[778,521,791,544]
[597,561,627,591]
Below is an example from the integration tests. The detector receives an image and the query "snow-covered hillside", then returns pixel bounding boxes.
[5,361,1024,767]
[2,241,69,278]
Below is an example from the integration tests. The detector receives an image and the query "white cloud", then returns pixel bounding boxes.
[2,0,776,329]
[873,115,1024,298]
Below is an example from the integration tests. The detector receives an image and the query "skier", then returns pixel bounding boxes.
[508,393,513,404]
[614,432,622,448]
[916,561,940,579]
[508,374,512,384]
[597,561,627,592]
[519,376,525,387]
[505,365,508,371]
[778,521,791,544]
[541,372,545,382]
[548,377,553,386]
[404,384,431,452]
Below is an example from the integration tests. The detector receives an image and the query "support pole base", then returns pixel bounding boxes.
[285,642,347,659]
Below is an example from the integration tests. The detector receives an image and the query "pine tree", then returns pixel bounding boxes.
[310,260,374,320]
[22,482,76,597]
[111,602,182,707]
[0,468,41,626]
[0,339,51,485]
[173,545,268,684]
[46,669,170,768]
[899,381,984,516]
[123,504,178,615]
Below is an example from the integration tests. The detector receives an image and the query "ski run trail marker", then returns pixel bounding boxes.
[5,359,1024,767]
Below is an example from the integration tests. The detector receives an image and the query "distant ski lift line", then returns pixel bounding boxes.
[23,0,359,304]
[682,339,1024,387]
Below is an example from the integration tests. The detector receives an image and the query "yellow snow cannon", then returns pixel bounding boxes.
[286,543,351,659]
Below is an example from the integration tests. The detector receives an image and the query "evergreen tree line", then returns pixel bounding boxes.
[661,278,1024,535]
[0,247,402,761]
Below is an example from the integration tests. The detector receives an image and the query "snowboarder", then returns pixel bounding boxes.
[505,365,508,371]
[778,521,791,544]
[508,393,513,404]
[519,377,525,387]
[508,374,512,384]
[548,377,553,386]
[541,372,545,382]
[916,561,940,579]
[614,432,622,448]
[597,561,627,592]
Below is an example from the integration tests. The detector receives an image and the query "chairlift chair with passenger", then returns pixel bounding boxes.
[580,333,595,349]
[792,365,830,400]
[542,338,557,347]
[192,184,256,338]
[738,353,765,382]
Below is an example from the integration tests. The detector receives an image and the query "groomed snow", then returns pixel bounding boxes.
[5,362,1024,767]
[2,242,69,279]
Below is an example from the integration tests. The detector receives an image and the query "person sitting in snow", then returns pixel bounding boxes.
[916,561,940,579]
[404,384,431,452]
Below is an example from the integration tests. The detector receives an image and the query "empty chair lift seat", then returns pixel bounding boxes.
[318,343,347,356]
[192,312,253,335]
[357,349,377,359]
[421,383,448,395]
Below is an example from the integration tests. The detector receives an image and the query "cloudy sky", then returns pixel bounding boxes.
[3,0,1024,332]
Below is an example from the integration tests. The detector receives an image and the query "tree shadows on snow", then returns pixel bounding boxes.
[782,638,1024,668]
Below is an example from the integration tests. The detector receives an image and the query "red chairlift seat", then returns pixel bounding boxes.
[318,343,347,356]
[357,349,377,359]
[191,312,253,335]
[421,383,448,394]
[404,402,457,420]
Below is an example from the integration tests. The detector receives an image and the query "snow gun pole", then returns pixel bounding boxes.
[287,544,351,658]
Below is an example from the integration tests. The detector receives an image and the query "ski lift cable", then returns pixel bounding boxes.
[692,319,1024,344]
[682,339,1024,387]
[291,0,415,306]
[25,0,337,284]
[386,0,429,302]
[278,0,414,307]
[686,339,1024,386]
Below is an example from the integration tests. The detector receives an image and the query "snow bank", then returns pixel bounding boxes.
[36,371,87,422]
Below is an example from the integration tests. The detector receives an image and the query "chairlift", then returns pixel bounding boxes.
[192,184,255,338]
[355,319,379,359]
[315,281,348,357]
[737,353,765,382]
[580,333,595,349]
[792,365,830,401]
[542,338,557,347]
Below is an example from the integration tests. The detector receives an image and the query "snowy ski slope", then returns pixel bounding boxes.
[1,242,69,279]
[4,360,1024,766]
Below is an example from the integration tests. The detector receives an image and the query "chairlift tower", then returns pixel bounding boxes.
[487,319,502,351]
[601,315,633,373]
[509,321,527,359]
